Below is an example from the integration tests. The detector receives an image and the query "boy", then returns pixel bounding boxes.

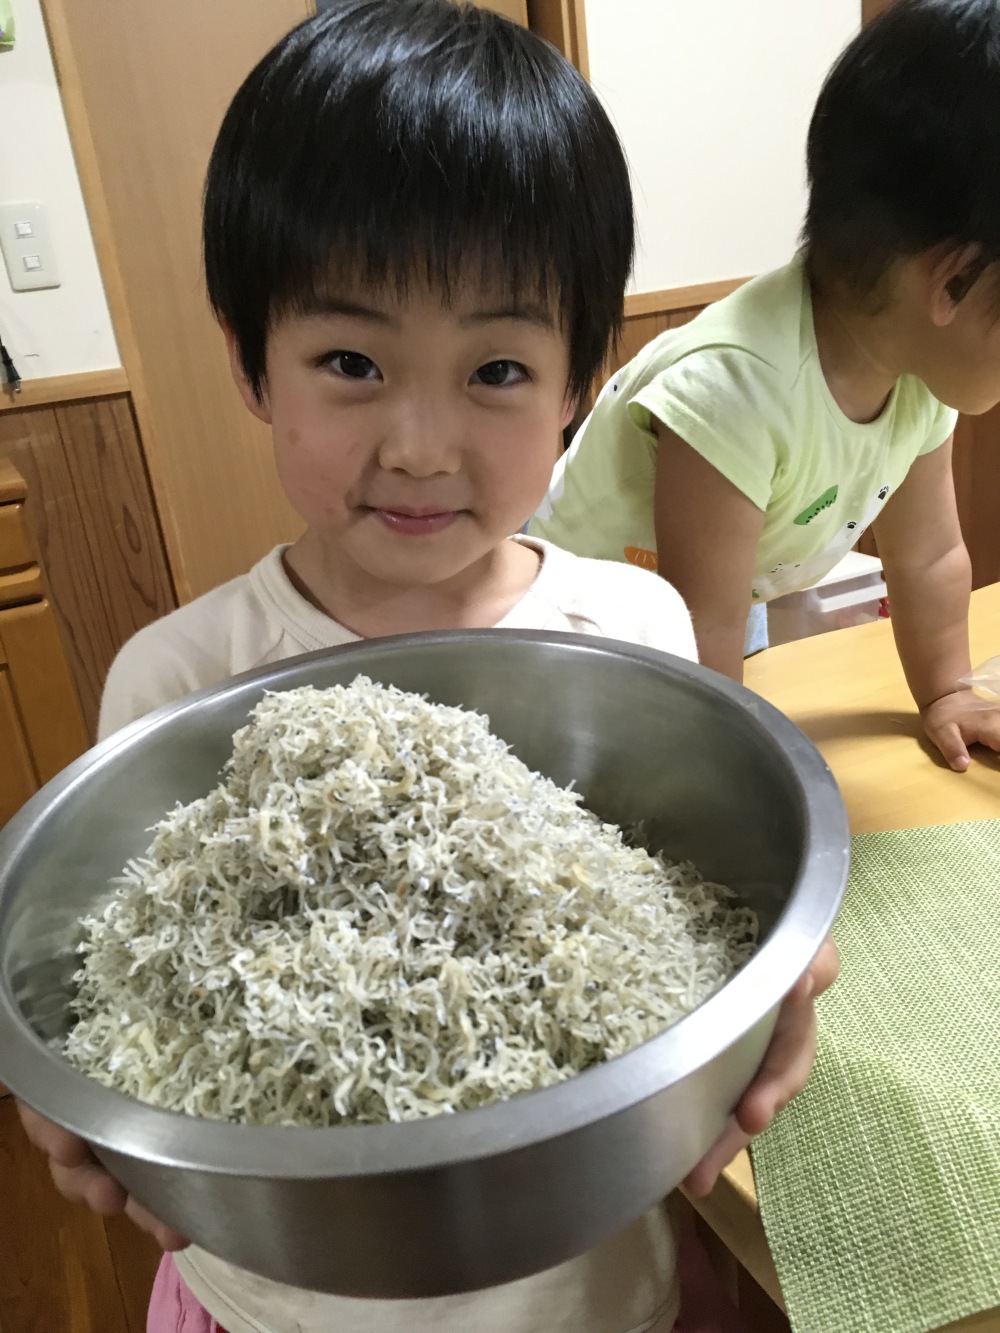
[18,4,836,1330]
[532,0,1000,774]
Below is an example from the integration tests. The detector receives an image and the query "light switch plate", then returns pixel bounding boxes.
[0,201,61,291]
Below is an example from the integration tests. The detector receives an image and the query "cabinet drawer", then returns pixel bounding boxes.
[0,503,34,573]
[0,565,44,607]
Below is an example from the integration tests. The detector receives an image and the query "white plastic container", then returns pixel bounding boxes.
[767,549,888,647]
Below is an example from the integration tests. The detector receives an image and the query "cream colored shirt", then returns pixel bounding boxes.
[531,256,957,603]
[101,538,696,740]
[99,536,695,1333]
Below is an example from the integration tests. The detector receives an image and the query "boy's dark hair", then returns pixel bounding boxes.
[204,0,634,405]
[804,0,1000,300]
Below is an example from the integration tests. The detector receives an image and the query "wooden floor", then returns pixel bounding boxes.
[0,1089,161,1333]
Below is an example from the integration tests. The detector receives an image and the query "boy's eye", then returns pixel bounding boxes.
[473,359,529,388]
[324,351,381,381]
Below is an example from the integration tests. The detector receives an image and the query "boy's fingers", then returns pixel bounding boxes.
[783,971,813,1004]
[681,1117,751,1198]
[16,1102,93,1169]
[124,1198,189,1251]
[733,940,836,1137]
[50,1158,128,1214]
[809,938,840,996]
[46,1148,187,1251]
[784,937,840,1005]
[735,997,817,1136]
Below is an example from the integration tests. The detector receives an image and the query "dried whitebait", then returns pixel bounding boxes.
[65,678,757,1126]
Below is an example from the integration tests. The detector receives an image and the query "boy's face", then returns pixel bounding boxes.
[229,279,574,591]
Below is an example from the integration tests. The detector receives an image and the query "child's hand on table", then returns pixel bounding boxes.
[921,690,1000,773]
[15,1100,187,1251]
[682,935,840,1198]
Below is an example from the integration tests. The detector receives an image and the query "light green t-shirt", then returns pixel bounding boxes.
[530,256,958,602]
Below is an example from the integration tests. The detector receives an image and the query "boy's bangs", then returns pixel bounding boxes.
[205,0,633,403]
[262,56,584,373]
[281,219,563,336]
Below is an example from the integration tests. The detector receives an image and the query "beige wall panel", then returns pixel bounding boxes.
[45,1,311,602]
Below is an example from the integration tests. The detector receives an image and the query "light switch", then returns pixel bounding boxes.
[0,201,61,291]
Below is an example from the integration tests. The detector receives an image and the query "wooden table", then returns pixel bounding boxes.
[687,583,1000,1332]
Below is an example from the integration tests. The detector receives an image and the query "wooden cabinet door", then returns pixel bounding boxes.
[0,600,89,785]
[0,666,37,825]
[44,0,312,606]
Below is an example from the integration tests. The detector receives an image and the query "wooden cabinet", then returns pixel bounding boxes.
[0,463,161,1329]
[0,459,88,827]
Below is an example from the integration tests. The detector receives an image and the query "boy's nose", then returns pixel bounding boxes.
[377,403,462,476]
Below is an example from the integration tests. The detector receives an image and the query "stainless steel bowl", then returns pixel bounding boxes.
[0,631,848,1297]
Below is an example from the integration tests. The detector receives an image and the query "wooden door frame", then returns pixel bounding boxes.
[527,0,589,79]
[40,0,186,587]
[862,0,896,24]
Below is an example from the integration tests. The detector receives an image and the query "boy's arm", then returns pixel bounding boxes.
[653,420,765,681]
[873,436,1000,770]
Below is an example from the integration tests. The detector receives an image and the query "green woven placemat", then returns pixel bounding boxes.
[752,820,1000,1333]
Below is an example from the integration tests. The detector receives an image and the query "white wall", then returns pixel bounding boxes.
[0,0,119,377]
[585,0,861,295]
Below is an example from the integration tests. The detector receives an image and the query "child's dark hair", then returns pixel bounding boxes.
[804,0,1000,301]
[204,0,634,405]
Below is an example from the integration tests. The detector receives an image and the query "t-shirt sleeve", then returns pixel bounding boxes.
[918,399,959,456]
[574,559,698,662]
[97,567,283,742]
[626,570,699,662]
[97,626,206,742]
[627,349,782,512]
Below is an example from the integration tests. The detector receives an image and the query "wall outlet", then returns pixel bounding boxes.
[0,201,61,292]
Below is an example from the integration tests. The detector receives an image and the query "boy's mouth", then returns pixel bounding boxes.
[368,506,463,536]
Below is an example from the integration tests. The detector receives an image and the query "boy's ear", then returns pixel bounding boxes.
[924,243,983,327]
[221,321,272,424]
[561,394,579,432]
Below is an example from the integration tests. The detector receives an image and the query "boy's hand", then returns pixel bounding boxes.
[681,936,840,1197]
[921,690,1000,772]
[15,1101,188,1251]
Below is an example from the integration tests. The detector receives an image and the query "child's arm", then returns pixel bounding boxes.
[653,421,765,681]
[872,436,1000,771]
